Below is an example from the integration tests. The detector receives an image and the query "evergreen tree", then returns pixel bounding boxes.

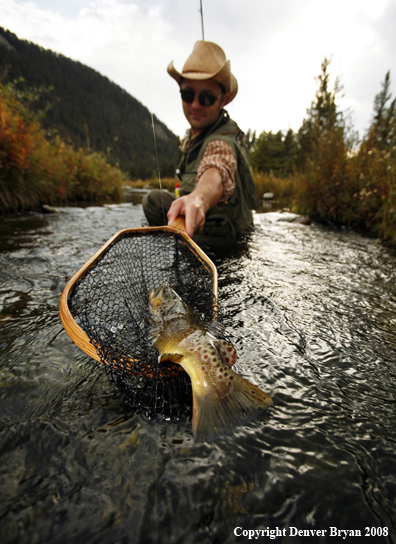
[283,128,298,173]
[369,71,396,151]
[293,58,350,221]
[249,129,297,177]
[244,129,257,154]
[296,57,342,169]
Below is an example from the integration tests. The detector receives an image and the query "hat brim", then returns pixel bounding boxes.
[167,61,238,105]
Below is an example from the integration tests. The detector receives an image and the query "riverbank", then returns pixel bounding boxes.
[0,81,125,214]
[251,169,396,247]
[1,79,395,246]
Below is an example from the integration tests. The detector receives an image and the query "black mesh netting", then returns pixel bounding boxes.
[68,229,227,419]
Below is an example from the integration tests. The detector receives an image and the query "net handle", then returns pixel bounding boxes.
[168,215,187,233]
[59,215,218,365]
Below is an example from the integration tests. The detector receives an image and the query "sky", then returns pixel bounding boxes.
[1,0,396,141]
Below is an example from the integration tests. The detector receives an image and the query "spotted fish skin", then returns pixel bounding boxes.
[148,283,273,440]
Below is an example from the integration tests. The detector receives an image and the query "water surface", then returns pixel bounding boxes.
[1,199,396,544]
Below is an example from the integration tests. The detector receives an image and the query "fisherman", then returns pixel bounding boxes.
[142,40,259,238]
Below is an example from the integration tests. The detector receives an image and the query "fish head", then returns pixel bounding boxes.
[148,283,179,309]
[148,283,187,323]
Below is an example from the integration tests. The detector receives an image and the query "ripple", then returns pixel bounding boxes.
[1,205,396,543]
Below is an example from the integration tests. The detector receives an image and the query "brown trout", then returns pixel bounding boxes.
[148,283,272,440]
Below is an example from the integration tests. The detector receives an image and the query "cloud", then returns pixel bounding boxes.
[1,0,396,140]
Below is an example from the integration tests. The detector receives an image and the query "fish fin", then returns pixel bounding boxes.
[212,339,238,367]
[192,374,272,441]
[158,353,184,364]
[206,320,226,338]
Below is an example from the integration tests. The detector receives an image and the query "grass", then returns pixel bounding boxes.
[123,177,177,192]
[251,147,396,246]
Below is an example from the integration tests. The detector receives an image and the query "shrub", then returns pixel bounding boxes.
[0,81,125,213]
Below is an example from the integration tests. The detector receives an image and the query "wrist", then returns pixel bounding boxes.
[194,169,223,211]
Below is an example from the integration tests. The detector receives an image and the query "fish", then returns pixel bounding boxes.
[148,283,272,440]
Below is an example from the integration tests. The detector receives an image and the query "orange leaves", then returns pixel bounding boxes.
[0,96,36,172]
[0,82,125,213]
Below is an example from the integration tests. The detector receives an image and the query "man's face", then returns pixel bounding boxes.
[180,78,228,135]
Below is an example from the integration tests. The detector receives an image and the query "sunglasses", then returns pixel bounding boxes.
[180,89,223,107]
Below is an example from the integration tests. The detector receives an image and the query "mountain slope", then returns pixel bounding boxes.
[0,27,179,178]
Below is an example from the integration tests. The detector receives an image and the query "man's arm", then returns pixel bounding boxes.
[167,140,237,237]
[167,167,223,237]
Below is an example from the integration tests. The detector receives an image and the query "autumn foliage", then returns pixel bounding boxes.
[251,61,396,245]
[0,81,124,213]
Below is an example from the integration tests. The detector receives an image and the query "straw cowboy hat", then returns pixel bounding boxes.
[167,41,238,105]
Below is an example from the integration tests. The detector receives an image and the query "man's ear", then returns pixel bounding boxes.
[220,92,230,108]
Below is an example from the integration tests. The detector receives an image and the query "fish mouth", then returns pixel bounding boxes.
[149,284,164,302]
[149,283,178,306]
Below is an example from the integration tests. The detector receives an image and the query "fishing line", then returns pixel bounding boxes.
[138,3,166,225]
[138,1,206,224]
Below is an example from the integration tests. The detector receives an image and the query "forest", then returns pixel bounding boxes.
[0,27,179,179]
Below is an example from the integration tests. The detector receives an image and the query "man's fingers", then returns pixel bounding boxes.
[167,194,206,237]
[184,212,196,238]
[167,199,183,224]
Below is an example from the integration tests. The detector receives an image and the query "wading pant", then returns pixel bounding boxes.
[142,190,175,226]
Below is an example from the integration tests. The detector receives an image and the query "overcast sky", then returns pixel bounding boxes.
[1,0,396,140]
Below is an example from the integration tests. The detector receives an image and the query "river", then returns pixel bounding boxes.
[1,192,396,544]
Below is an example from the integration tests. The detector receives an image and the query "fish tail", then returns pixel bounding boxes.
[192,375,272,441]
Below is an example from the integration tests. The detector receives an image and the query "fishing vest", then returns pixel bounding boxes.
[178,110,259,237]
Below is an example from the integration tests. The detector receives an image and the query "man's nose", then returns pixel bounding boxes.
[191,94,202,108]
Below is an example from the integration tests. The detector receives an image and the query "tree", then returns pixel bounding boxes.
[368,71,396,151]
[293,58,351,221]
[244,129,257,154]
[296,57,343,169]
[249,129,297,177]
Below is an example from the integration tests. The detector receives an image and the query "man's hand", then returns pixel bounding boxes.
[167,193,207,237]
[167,168,223,237]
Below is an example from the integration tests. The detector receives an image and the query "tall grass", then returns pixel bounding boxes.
[123,177,177,192]
[252,172,295,208]
[0,81,125,213]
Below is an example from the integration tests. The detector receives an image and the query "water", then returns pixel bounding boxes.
[1,196,396,544]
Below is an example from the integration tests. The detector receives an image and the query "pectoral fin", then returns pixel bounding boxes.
[212,339,238,367]
[158,353,184,364]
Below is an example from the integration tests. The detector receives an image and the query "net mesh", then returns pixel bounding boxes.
[68,228,226,419]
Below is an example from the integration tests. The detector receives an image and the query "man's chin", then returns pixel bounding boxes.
[188,115,207,130]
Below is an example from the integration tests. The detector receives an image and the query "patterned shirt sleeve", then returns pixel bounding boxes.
[195,140,237,204]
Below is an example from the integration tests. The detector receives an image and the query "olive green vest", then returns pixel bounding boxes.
[178,111,259,237]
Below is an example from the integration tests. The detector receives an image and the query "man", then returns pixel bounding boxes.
[142,40,259,238]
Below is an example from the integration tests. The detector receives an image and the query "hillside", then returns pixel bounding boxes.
[0,27,179,179]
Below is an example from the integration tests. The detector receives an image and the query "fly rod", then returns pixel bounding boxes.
[199,0,205,40]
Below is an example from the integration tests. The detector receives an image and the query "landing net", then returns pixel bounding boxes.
[67,228,224,419]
